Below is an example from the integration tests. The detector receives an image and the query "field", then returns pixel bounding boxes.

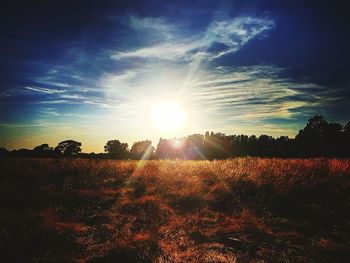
[0,158,350,262]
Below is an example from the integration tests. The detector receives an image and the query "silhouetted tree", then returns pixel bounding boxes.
[295,115,347,156]
[275,136,293,157]
[184,134,206,159]
[296,115,328,156]
[155,138,178,159]
[33,144,52,152]
[130,140,154,159]
[11,148,32,157]
[203,132,231,159]
[32,143,55,157]
[340,121,350,156]
[54,140,82,157]
[104,140,129,159]
[4,114,350,159]
[256,135,275,156]
[324,122,343,156]
[343,121,350,135]
[0,147,9,158]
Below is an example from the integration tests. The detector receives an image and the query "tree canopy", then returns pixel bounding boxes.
[104,140,129,159]
[130,140,154,159]
[54,140,82,157]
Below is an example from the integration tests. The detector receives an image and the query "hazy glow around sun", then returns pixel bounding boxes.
[151,100,187,132]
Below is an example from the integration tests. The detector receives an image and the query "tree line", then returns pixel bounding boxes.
[1,115,350,159]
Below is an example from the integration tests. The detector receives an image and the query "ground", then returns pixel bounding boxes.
[0,158,349,262]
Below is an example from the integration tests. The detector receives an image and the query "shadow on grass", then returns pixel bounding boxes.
[88,240,158,263]
[169,194,204,213]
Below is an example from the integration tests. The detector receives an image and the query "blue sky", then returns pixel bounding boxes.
[1,0,349,152]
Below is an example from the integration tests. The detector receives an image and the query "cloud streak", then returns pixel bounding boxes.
[112,16,275,61]
[128,16,177,40]
[24,86,66,94]
[187,65,330,125]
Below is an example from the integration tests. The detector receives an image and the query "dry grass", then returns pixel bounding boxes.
[0,158,350,262]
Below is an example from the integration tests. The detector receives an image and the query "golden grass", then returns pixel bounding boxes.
[0,158,349,262]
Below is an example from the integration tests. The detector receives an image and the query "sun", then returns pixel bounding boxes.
[151,100,186,132]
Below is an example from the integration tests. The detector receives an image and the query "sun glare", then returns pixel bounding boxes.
[151,100,186,132]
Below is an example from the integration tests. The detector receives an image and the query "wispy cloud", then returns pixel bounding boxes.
[24,86,66,94]
[187,65,329,123]
[128,16,177,40]
[99,70,140,88]
[0,86,67,98]
[113,42,195,60]
[0,85,126,109]
[202,17,275,59]
[112,16,275,61]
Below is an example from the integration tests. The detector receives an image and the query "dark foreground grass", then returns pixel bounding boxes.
[0,158,349,262]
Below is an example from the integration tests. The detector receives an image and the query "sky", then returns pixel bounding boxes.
[1,0,349,152]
